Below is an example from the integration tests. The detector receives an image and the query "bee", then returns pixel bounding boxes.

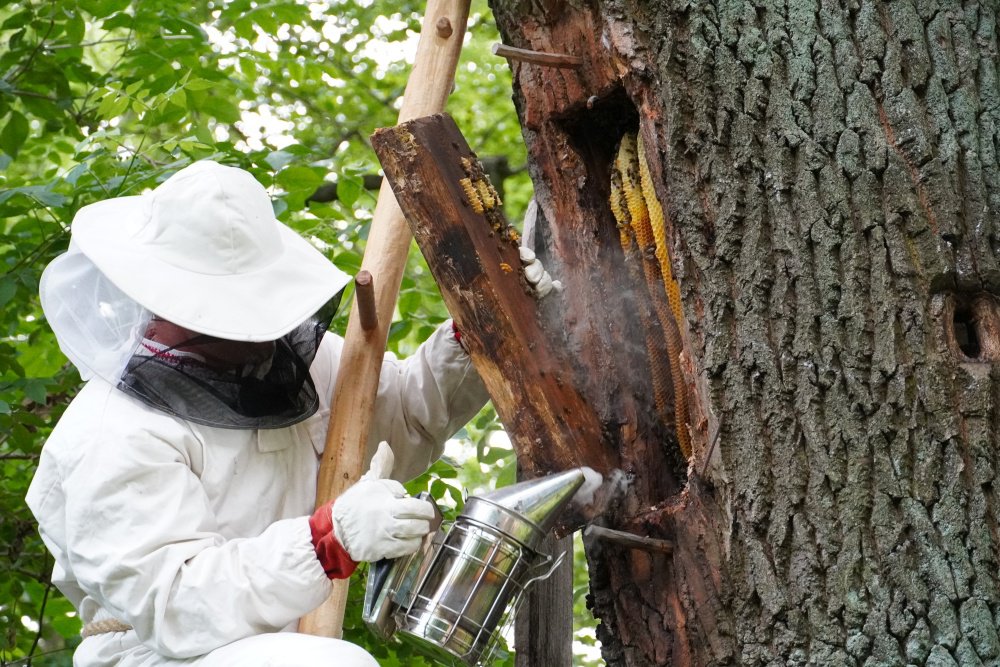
[475,179,495,210]
[459,178,484,214]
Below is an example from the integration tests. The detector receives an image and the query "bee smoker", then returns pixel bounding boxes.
[363,468,586,666]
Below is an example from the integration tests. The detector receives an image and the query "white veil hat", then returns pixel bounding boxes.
[67,160,350,342]
[40,160,351,381]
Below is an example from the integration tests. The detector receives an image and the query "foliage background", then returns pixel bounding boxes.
[0,0,599,664]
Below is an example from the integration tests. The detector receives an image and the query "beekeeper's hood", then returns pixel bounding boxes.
[40,160,352,428]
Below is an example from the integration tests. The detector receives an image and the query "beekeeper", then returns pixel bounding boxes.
[25,160,559,667]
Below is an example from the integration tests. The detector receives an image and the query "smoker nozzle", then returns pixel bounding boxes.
[551,468,629,537]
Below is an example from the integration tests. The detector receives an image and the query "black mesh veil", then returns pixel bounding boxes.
[117,291,343,429]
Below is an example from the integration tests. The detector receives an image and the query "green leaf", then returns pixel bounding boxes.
[429,478,448,501]
[50,609,82,637]
[496,462,516,488]
[101,11,134,30]
[79,0,130,18]
[196,94,240,124]
[168,87,187,108]
[97,91,129,119]
[0,185,67,208]
[336,175,363,207]
[232,17,255,41]
[238,56,256,80]
[480,444,513,465]
[23,379,48,405]
[276,165,323,192]
[194,123,214,146]
[1,10,30,30]
[0,279,16,308]
[0,111,29,158]
[271,198,288,218]
[388,319,411,341]
[64,10,86,45]
[265,150,296,171]
[184,78,215,91]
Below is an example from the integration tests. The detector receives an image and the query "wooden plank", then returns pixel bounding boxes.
[371,112,615,477]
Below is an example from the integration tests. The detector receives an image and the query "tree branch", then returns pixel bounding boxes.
[0,453,40,461]
[27,556,54,662]
[7,89,59,101]
[9,10,57,83]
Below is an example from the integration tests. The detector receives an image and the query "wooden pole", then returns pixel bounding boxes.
[298,0,471,638]
[514,533,573,666]
[514,460,574,667]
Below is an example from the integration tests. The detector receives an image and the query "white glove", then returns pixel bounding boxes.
[519,247,563,298]
[332,442,435,562]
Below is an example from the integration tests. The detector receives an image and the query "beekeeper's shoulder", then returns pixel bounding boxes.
[45,377,201,469]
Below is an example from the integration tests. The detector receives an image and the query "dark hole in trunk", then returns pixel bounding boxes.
[954,304,981,359]
[555,86,640,186]
[948,292,1000,362]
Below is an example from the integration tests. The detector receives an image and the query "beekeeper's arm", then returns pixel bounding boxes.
[312,320,489,482]
[60,413,332,659]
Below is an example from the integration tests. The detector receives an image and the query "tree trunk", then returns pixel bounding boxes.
[488,1,1000,665]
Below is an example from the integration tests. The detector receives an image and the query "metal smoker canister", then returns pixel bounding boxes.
[363,468,586,666]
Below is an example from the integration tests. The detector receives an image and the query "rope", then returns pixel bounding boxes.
[81,618,133,638]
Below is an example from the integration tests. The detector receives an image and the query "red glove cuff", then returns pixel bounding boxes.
[451,320,468,353]
[309,501,358,580]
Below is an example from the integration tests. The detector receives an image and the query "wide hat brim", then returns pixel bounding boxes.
[72,195,352,342]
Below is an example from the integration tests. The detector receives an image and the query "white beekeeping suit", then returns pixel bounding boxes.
[26,160,491,666]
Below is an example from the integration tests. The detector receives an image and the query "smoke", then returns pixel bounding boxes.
[573,466,606,506]
[556,467,631,536]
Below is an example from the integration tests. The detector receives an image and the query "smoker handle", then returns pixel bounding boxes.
[521,549,567,590]
[367,559,394,610]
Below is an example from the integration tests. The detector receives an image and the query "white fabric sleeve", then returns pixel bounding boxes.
[311,320,490,482]
[61,416,331,659]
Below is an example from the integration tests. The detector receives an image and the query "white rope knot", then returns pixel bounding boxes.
[81,618,133,638]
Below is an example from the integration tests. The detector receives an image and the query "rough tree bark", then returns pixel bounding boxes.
[487,1,1000,665]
